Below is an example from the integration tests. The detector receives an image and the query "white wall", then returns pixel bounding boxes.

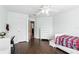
[7,12,29,43]
[0,6,10,53]
[0,6,7,32]
[29,17,35,21]
[35,16,53,39]
[54,7,79,36]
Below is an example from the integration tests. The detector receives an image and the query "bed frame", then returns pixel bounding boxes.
[49,34,79,54]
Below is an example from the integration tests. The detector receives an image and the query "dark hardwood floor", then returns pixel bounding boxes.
[13,38,68,54]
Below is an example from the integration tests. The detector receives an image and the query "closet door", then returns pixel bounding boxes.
[39,17,53,40]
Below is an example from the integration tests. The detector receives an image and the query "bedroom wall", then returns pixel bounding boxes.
[0,6,7,32]
[7,12,29,43]
[35,16,53,39]
[54,7,79,36]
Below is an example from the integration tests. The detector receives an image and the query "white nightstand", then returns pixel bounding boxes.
[49,39,56,47]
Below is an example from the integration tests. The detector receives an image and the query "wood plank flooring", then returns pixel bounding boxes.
[13,39,68,54]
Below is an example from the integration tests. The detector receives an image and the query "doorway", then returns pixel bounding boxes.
[30,21,34,39]
[28,21,35,40]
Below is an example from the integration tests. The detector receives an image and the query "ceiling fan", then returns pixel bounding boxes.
[36,5,52,16]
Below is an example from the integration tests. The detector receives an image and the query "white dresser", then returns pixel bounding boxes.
[0,38,10,54]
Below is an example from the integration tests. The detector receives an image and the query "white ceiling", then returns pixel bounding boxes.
[4,5,79,16]
[37,5,79,16]
[4,5,41,15]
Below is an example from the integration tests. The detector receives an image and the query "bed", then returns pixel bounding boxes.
[49,34,79,54]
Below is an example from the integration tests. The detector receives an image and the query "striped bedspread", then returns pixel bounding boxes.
[55,35,79,51]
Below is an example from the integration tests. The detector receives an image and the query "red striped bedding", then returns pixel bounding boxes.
[55,35,79,51]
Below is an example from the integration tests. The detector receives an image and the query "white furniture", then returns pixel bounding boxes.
[49,34,79,54]
[49,39,56,47]
[55,44,79,54]
[0,38,10,54]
